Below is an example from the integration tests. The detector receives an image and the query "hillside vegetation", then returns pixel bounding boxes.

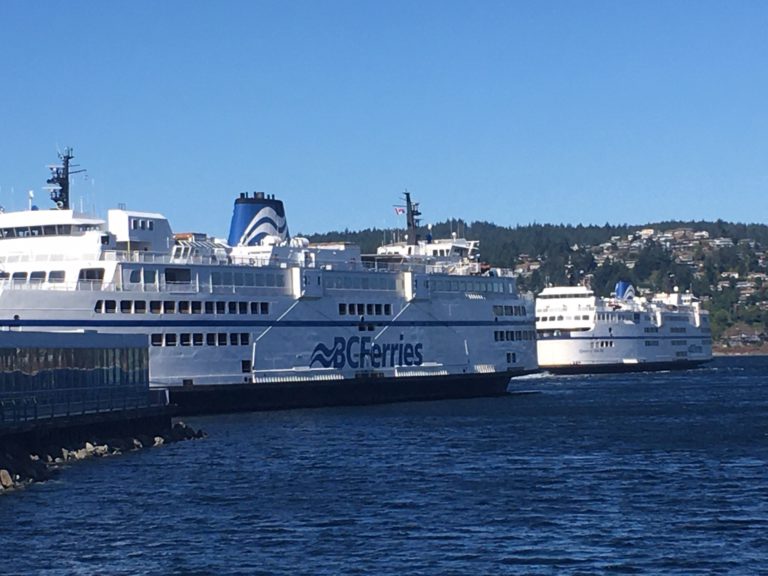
[307,218,768,345]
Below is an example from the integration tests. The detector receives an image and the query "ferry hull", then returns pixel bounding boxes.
[542,359,711,375]
[168,371,529,416]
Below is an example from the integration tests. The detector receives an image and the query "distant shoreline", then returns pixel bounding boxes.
[713,347,768,357]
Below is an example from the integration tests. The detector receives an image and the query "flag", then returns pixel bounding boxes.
[394,207,405,215]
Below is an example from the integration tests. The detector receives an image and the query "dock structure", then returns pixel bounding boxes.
[0,331,175,489]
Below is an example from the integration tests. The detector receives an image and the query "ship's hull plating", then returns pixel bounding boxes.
[542,359,710,375]
[0,264,538,414]
[169,369,533,416]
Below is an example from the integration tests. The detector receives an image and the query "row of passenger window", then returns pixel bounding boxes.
[590,341,615,348]
[126,268,288,288]
[493,305,528,317]
[0,270,66,283]
[644,327,659,333]
[150,332,251,347]
[670,327,687,333]
[493,330,536,342]
[324,274,398,291]
[432,278,512,294]
[94,300,270,315]
[0,223,97,239]
[537,314,591,322]
[339,303,393,316]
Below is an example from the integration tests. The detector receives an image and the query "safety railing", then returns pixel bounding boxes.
[0,385,168,427]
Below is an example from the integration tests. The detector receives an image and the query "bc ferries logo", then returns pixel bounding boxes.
[310,336,424,369]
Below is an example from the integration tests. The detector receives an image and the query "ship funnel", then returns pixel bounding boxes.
[614,281,635,300]
[227,192,290,246]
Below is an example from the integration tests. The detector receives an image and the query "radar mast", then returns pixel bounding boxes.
[45,148,86,210]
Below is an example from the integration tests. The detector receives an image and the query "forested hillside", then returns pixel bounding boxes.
[306,218,768,344]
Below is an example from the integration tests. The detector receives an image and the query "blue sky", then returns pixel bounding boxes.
[1,1,767,237]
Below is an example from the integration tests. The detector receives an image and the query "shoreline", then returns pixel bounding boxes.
[1,420,204,494]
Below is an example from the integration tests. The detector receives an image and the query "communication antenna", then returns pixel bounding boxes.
[44,147,86,209]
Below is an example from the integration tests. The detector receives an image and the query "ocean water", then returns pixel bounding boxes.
[2,356,767,575]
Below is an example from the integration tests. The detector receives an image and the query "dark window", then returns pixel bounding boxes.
[366,304,374,315]
[180,333,191,346]
[217,333,227,346]
[260,302,269,315]
[250,302,260,314]
[375,304,382,315]
[134,301,146,314]
[179,301,190,314]
[191,301,202,314]
[163,301,175,314]
[240,333,250,346]
[94,300,103,313]
[228,302,237,314]
[193,333,204,346]
[151,334,163,346]
[241,360,252,373]
[384,304,392,315]
[216,301,226,314]
[205,302,214,314]
[104,300,117,313]
[165,268,191,283]
[30,271,45,283]
[230,333,239,346]
[120,300,132,313]
[48,270,65,283]
[206,333,216,346]
[150,300,162,314]
[78,268,104,281]
[165,334,177,347]
[339,303,347,315]
[238,302,248,314]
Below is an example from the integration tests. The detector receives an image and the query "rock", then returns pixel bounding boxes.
[85,442,95,454]
[137,435,153,449]
[0,469,13,489]
[153,436,165,447]
[132,438,143,450]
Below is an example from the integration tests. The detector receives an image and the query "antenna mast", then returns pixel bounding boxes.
[46,147,86,210]
[404,191,421,246]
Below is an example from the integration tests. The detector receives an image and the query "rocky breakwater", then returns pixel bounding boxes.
[0,421,204,493]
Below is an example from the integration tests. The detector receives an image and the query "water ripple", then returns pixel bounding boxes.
[2,356,768,575]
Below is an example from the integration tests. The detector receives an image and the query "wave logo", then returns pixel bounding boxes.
[310,336,424,370]
[240,207,289,245]
[309,338,347,368]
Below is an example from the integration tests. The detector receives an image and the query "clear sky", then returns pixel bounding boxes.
[1,1,767,238]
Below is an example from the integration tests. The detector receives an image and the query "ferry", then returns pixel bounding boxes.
[535,280,712,374]
[0,150,538,414]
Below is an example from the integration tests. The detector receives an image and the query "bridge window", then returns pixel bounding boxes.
[48,270,65,283]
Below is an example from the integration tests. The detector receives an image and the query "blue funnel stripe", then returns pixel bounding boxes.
[228,195,289,246]
[241,213,288,245]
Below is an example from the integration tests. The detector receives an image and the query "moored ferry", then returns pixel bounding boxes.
[0,150,537,414]
[535,281,712,374]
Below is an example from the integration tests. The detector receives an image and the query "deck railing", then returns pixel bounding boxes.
[0,385,168,427]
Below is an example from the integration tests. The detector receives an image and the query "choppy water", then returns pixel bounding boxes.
[2,356,767,575]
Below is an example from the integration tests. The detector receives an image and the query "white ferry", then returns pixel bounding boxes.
[0,151,537,414]
[535,281,712,373]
